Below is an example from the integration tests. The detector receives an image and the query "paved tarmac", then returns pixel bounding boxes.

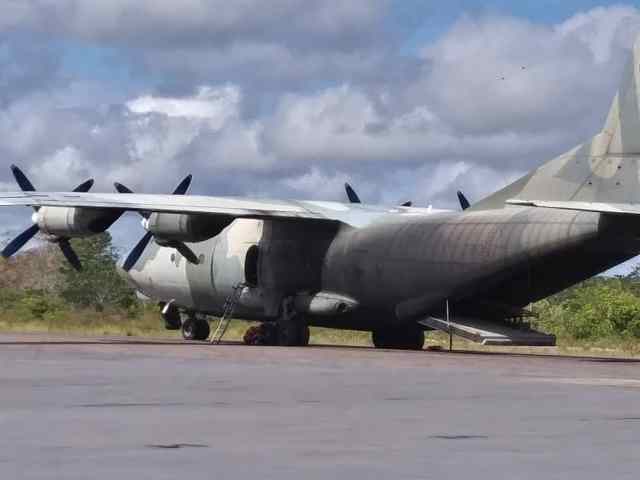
[0,333,639,479]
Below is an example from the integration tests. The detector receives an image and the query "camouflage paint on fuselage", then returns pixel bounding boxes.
[125,205,640,330]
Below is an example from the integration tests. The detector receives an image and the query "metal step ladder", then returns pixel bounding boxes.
[209,283,245,344]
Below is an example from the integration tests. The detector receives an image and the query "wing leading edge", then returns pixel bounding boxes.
[0,191,434,227]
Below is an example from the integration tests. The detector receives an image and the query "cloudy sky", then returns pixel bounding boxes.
[1,1,640,268]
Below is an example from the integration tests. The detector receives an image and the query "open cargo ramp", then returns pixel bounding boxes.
[418,316,556,346]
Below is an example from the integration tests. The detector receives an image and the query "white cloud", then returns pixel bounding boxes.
[0,0,388,49]
[29,146,92,189]
[126,85,240,124]
[412,11,640,140]
[1,4,640,214]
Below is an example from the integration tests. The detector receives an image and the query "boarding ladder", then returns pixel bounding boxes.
[209,283,245,344]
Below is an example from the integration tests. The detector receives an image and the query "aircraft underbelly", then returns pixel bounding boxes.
[322,208,609,318]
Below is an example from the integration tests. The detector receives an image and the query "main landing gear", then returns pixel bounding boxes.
[243,323,278,346]
[161,302,210,341]
[243,298,310,347]
[372,325,425,351]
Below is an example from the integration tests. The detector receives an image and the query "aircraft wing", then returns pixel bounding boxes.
[0,191,423,227]
[506,199,640,216]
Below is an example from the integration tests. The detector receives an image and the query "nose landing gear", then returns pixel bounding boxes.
[181,315,210,341]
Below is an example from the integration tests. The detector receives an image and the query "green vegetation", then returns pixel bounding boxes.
[59,234,138,312]
[531,271,640,354]
[1,235,640,354]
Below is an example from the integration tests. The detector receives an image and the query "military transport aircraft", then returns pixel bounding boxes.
[3,37,640,350]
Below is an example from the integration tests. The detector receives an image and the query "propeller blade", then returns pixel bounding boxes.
[401,201,413,207]
[172,174,193,195]
[345,183,361,204]
[10,164,36,192]
[72,179,95,193]
[1,224,40,258]
[114,182,134,194]
[173,242,200,265]
[116,175,192,271]
[58,239,82,271]
[114,183,151,218]
[122,231,154,272]
[457,191,471,211]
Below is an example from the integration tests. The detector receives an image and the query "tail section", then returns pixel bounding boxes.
[473,35,640,210]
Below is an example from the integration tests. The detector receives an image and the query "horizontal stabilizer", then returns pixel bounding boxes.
[418,316,556,346]
[507,199,640,216]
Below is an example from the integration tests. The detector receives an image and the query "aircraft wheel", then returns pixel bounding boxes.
[372,326,424,351]
[372,329,391,349]
[182,318,197,340]
[195,320,210,341]
[277,316,310,347]
[182,318,210,341]
[243,323,279,346]
[243,326,261,345]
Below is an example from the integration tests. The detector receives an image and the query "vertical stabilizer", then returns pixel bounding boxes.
[605,36,640,155]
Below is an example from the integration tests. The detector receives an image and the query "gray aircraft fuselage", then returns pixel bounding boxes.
[125,206,640,330]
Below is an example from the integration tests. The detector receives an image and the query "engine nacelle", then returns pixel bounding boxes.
[145,213,233,243]
[36,206,117,238]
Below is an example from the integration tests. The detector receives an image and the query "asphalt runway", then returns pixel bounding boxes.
[1,333,639,479]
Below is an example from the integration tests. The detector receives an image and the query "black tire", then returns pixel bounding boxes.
[243,326,262,345]
[403,327,425,351]
[372,326,424,351]
[277,316,310,347]
[260,323,279,346]
[182,318,210,341]
[300,326,310,347]
[372,329,391,349]
[182,318,197,341]
[243,323,280,346]
[194,320,210,341]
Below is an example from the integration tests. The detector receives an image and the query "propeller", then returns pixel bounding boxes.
[457,191,471,211]
[1,165,94,270]
[116,175,199,272]
[345,183,361,204]
[344,183,412,208]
